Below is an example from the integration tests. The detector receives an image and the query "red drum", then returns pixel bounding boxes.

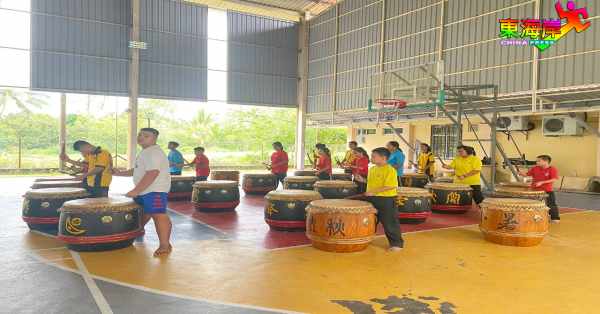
[430,183,473,213]
[396,187,432,224]
[22,188,89,231]
[168,176,196,200]
[242,173,278,195]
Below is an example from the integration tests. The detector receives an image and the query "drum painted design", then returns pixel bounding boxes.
[264,190,323,231]
[242,173,278,195]
[22,188,89,230]
[31,180,84,189]
[192,180,240,212]
[400,173,429,188]
[210,170,240,183]
[430,183,473,213]
[396,187,432,224]
[283,176,319,190]
[331,173,352,181]
[293,170,317,177]
[480,198,549,247]
[313,180,358,199]
[168,176,196,200]
[58,197,144,252]
[306,199,377,253]
[492,186,547,201]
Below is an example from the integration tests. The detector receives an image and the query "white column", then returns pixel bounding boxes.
[59,93,67,171]
[127,0,140,169]
[295,17,309,170]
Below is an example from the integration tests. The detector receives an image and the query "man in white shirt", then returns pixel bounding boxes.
[114,128,173,257]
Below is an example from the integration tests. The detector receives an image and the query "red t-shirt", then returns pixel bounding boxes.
[316,155,332,175]
[192,154,210,177]
[353,156,369,177]
[270,150,289,174]
[527,166,558,192]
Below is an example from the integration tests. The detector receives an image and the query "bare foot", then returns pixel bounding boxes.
[153,244,172,257]
[388,246,403,252]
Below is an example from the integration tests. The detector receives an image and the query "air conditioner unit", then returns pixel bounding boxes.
[543,115,584,136]
[496,116,529,131]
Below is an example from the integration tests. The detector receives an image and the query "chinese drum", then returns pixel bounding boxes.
[283,176,319,190]
[34,177,80,182]
[306,199,377,253]
[396,187,432,224]
[294,170,317,177]
[400,173,429,188]
[434,177,454,183]
[264,190,323,231]
[480,198,549,247]
[22,188,89,230]
[192,180,240,212]
[31,180,83,190]
[210,170,240,182]
[58,197,144,251]
[313,180,358,199]
[331,172,352,181]
[498,181,531,189]
[492,186,546,201]
[242,173,278,195]
[430,183,473,213]
[168,175,196,200]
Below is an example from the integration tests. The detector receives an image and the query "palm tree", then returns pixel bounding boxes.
[0,89,48,118]
[186,109,215,145]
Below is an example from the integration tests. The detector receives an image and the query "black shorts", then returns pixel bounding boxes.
[196,176,208,182]
[86,186,109,198]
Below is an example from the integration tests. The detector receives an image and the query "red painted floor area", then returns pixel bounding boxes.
[169,195,580,250]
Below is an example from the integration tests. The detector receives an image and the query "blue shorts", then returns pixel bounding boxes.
[134,192,168,214]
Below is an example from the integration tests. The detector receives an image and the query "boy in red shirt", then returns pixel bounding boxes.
[519,155,560,222]
[189,147,210,181]
[350,147,370,193]
[315,147,332,180]
[270,142,289,188]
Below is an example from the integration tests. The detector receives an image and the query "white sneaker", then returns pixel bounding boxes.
[551,219,560,224]
[388,246,403,252]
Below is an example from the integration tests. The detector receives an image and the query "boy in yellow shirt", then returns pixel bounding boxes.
[417,143,435,181]
[442,145,484,205]
[61,140,113,197]
[361,147,403,251]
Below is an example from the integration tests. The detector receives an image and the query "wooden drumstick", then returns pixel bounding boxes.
[345,193,366,200]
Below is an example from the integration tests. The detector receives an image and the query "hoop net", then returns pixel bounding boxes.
[375,99,406,122]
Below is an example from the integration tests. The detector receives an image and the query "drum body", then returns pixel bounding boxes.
[396,187,432,224]
[400,173,429,188]
[492,186,547,201]
[306,200,377,253]
[294,170,317,177]
[331,173,352,181]
[22,188,89,230]
[264,190,322,231]
[313,180,358,199]
[31,180,84,189]
[283,176,319,190]
[58,197,144,251]
[168,176,196,200]
[430,183,473,213]
[480,198,549,247]
[192,180,240,212]
[242,173,278,195]
[210,170,240,182]
[35,177,80,182]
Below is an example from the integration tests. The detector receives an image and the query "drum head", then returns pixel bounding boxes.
[61,197,140,212]
[308,199,375,214]
[266,189,323,201]
[430,182,472,191]
[495,186,545,196]
[25,187,88,199]
[397,187,431,197]
[243,173,276,178]
[481,198,547,210]
[193,180,238,188]
[313,180,357,188]
[284,176,319,182]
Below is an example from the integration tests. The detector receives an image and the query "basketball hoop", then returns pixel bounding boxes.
[375,99,407,110]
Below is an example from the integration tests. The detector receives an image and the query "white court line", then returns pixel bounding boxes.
[70,251,114,314]
[167,207,229,235]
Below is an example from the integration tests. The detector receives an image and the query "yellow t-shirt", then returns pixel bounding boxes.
[449,155,482,185]
[85,148,113,187]
[366,164,398,197]
[417,152,435,175]
[343,150,356,165]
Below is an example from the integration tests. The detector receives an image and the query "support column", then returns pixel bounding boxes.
[127,0,141,169]
[59,93,67,171]
[597,117,600,176]
[295,17,309,170]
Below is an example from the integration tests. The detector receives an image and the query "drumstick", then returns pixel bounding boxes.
[345,193,366,200]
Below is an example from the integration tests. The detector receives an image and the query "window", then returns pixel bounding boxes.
[431,124,459,159]
[383,127,403,135]
[358,128,376,135]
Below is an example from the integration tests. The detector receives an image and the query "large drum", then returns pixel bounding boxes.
[34,177,80,182]
[430,183,473,213]
[396,187,432,224]
[400,173,429,188]
[22,188,89,230]
[283,176,319,190]
[242,173,278,195]
[306,199,377,253]
[31,180,83,189]
[492,186,546,201]
[314,180,358,199]
[192,180,240,212]
[480,198,549,247]
[294,170,317,177]
[331,172,352,181]
[434,177,454,183]
[168,176,196,200]
[211,170,240,182]
[498,181,531,189]
[58,197,144,251]
[264,190,323,231]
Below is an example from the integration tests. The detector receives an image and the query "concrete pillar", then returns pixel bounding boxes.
[597,117,600,176]
[127,0,140,169]
[59,93,66,171]
[295,17,309,170]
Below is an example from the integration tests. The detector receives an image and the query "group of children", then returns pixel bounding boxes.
[167,142,210,181]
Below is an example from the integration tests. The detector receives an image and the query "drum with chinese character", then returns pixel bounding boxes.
[58,197,144,251]
[313,180,358,199]
[34,177,80,182]
[306,199,377,253]
[22,187,89,231]
[396,187,432,224]
[283,176,319,190]
[331,172,352,181]
[294,170,317,177]
[242,173,278,195]
[400,173,429,188]
[480,198,549,247]
[31,180,84,190]
[492,186,547,201]
[264,190,323,231]
[430,183,473,213]
[192,180,240,212]
[210,170,240,183]
[168,175,196,200]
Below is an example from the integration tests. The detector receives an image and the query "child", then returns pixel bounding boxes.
[350,147,369,193]
[167,141,185,175]
[442,145,484,206]
[363,147,403,251]
[189,147,210,181]
[386,141,405,185]
[62,140,113,198]
[417,143,435,181]
[114,128,172,257]
[270,142,289,188]
[315,147,332,180]
[519,155,560,222]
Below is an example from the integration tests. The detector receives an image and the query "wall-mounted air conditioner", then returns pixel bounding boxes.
[543,115,584,136]
[496,116,529,131]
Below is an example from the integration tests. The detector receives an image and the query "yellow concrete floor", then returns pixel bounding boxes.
[26,211,600,314]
